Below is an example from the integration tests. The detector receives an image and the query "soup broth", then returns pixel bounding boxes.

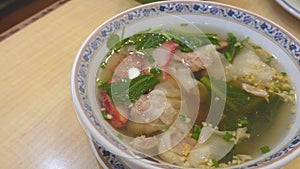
[95,24,296,168]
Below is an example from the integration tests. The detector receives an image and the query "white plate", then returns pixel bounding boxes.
[276,0,300,19]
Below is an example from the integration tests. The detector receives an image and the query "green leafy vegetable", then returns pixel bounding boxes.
[164,29,219,52]
[206,33,220,46]
[224,33,248,63]
[106,30,219,58]
[200,75,248,113]
[224,33,238,63]
[200,76,283,135]
[104,74,160,104]
[106,33,121,49]
[136,33,169,51]
[129,74,160,102]
[107,33,169,57]
[200,75,262,113]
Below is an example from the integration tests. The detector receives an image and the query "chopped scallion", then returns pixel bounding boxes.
[265,56,274,66]
[117,134,123,140]
[100,61,107,68]
[191,124,201,140]
[260,146,270,153]
[238,117,249,127]
[179,114,186,121]
[212,159,219,167]
[224,132,234,142]
[162,127,169,132]
[101,110,112,120]
[281,72,287,76]
[194,124,201,133]
[96,78,107,87]
[191,133,199,140]
[149,66,163,77]
[252,45,262,50]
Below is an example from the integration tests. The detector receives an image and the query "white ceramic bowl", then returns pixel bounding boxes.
[71,1,300,168]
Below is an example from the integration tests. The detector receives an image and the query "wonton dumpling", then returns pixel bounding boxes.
[186,133,234,167]
[229,48,275,83]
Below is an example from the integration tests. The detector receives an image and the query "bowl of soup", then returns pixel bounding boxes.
[71,1,300,168]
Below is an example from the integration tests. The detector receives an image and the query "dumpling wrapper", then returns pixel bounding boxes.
[187,132,235,167]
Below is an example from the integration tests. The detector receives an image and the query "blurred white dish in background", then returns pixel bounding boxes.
[276,0,300,19]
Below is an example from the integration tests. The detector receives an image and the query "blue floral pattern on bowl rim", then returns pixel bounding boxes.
[74,1,300,168]
[90,140,130,169]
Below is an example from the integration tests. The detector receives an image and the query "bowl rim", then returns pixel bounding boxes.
[71,0,300,168]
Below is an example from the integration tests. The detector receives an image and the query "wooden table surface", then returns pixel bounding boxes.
[0,0,299,168]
